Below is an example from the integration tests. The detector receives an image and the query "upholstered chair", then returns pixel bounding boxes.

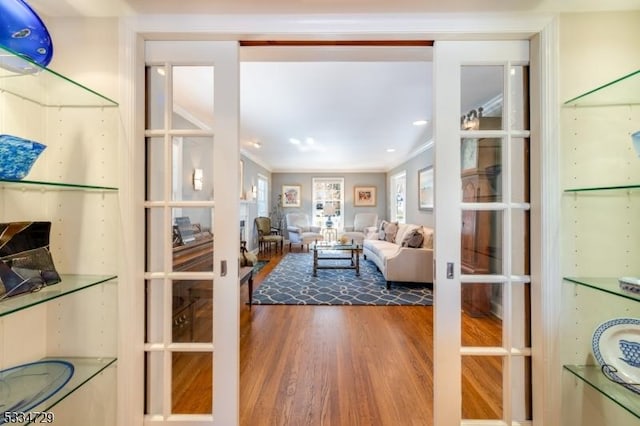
[254,216,283,253]
[340,213,378,245]
[285,213,323,251]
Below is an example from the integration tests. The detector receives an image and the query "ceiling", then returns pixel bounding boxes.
[26,0,640,17]
[28,0,640,172]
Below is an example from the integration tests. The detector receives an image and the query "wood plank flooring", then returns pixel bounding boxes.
[171,247,503,422]
[238,248,502,425]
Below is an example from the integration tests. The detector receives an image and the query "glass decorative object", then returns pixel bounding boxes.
[0,0,53,73]
[0,134,46,180]
[0,360,74,414]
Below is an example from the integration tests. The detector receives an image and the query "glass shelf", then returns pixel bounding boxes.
[564,184,640,193]
[564,69,640,107]
[0,275,117,318]
[0,45,117,108]
[0,178,118,192]
[564,277,640,303]
[6,356,117,425]
[564,365,640,419]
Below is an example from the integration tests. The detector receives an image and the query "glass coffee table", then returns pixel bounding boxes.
[310,241,362,277]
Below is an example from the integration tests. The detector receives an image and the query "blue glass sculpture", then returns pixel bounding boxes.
[0,0,53,73]
[0,134,46,180]
[0,360,74,415]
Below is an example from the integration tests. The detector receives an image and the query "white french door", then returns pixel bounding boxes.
[143,41,240,425]
[433,41,532,425]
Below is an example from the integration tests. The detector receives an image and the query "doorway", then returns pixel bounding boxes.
[134,38,536,424]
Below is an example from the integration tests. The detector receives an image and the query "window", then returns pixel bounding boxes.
[257,174,268,217]
[312,177,344,229]
[390,171,406,224]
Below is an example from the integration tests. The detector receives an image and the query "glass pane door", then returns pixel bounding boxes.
[143,41,240,424]
[433,41,531,425]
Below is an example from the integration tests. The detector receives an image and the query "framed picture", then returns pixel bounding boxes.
[354,186,376,207]
[418,166,434,210]
[282,184,301,207]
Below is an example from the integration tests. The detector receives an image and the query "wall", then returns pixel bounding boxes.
[271,171,386,232]
[559,11,640,426]
[387,147,434,227]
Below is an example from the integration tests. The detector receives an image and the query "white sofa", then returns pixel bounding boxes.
[363,222,434,289]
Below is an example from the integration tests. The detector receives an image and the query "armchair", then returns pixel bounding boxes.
[285,213,323,251]
[340,213,378,245]
[254,216,283,253]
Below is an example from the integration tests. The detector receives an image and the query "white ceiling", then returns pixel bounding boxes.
[28,0,640,172]
[26,0,640,17]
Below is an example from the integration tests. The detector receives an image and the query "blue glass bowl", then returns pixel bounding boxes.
[0,134,46,180]
[0,0,53,73]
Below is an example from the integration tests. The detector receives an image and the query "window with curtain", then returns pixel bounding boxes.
[312,177,344,229]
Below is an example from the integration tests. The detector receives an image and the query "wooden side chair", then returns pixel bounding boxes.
[254,216,283,253]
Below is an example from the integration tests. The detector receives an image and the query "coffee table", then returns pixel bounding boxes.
[310,241,361,277]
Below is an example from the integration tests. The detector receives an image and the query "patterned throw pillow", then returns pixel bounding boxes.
[401,229,424,248]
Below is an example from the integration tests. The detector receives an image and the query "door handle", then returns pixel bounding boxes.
[221,260,227,277]
[447,262,454,279]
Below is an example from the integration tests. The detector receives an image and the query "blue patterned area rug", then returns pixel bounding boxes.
[251,252,432,306]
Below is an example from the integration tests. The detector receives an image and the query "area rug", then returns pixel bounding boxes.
[252,260,268,274]
[251,252,432,306]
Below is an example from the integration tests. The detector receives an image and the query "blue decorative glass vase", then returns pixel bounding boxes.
[0,0,53,73]
[0,134,47,180]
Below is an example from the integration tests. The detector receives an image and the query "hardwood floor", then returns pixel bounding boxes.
[238,248,503,425]
[171,247,503,421]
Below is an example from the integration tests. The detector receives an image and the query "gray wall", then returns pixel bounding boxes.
[387,146,434,227]
[271,172,386,230]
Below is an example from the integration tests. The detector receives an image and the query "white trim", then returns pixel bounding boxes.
[119,13,558,426]
[529,18,561,426]
[118,21,146,426]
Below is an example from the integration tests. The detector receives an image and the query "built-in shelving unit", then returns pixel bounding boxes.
[27,357,117,417]
[0,44,119,425]
[561,69,640,423]
[0,275,117,318]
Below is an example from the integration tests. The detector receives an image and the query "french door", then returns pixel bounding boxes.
[143,41,240,425]
[433,41,532,425]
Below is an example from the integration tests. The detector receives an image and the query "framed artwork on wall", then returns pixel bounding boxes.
[282,184,301,207]
[354,186,376,207]
[418,166,434,210]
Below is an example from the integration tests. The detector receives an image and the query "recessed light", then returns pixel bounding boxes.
[386,148,396,153]
[305,137,315,145]
[412,120,428,126]
[156,68,166,76]
[253,141,262,148]
[289,138,301,145]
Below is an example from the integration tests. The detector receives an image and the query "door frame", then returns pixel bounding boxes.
[118,14,561,426]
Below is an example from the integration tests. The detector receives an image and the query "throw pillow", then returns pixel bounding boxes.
[401,229,424,248]
[383,221,399,243]
[378,220,389,240]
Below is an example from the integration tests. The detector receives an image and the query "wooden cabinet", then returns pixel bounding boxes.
[461,117,501,316]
